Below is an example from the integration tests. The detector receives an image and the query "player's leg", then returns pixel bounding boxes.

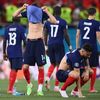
[61,70,79,91]
[89,53,98,92]
[54,44,65,91]
[54,66,59,91]
[45,44,56,90]
[72,69,93,95]
[8,70,17,93]
[23,64,33,96]
[23,64,30,84]
[37,66,44,96]
[45,63,55,90]
[23,40,34,95]
[56,70,79,98]
[56,70,69,98]
[8,58,22,94]
[89,67,97,92]
[36,39,46,96]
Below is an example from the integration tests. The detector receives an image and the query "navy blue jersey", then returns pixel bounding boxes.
[66,49,86,69]
[44,16,67,45]
[21,4,49,23]
[78,19,100,51]
[4,23,26,58]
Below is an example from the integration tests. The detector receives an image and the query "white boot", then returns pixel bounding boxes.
[59,89,68,98]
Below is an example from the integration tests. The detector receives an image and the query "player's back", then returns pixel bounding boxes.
[5,23,26,58]
[44,16,67,45]
[78,19,99,48]
[66,49,85,69]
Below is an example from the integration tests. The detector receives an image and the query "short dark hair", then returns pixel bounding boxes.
[87,7,96,15]
[82,43,92,52]
[53,6,61,16]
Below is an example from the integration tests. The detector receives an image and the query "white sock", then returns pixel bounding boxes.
[37,84,43,92]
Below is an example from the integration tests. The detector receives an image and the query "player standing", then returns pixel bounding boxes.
[3,17,26,95]
[76,7,100,92]
[13,0,57,96]
[44,6,72,91]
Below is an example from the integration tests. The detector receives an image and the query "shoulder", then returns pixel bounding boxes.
[93,20,99,24]
[5,24,12,30]
[18,24,25,28]
[79,19,84,24]
[42,11,49,20]
[57,17,67,25]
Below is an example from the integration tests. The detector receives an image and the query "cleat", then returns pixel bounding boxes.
[13,91,25,96]
[27,83,33,96]
[59,89,68,98]
[37,91,44,96]
[7,86,16,94]
[45,80,50,90]
[89,89,98,93]
[71,90,79,96]
[54,86,59,92]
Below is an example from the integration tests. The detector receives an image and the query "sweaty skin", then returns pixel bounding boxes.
[28,23,43,39]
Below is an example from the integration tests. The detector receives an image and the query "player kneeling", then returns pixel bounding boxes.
[56,43,92,98]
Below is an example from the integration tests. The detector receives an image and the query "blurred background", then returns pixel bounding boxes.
[0,0,100,80]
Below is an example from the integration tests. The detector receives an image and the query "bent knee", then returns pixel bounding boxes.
[69,71,80,79]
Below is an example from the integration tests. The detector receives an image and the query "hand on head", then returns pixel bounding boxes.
[41,6,48,12]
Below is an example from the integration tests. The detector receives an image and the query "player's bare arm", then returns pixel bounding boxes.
[63,29,72,52]
[13,3,28,17]
[43,27,48,52]
[96,31,100,44]
[59,56,69,71]
[72,68,85,98]
[3,38,8,60]
[42,6,57,24]
[76,29,80,48]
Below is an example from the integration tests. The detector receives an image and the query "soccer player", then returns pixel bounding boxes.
[13,1,57,96]
[76,7,100,92]
[56,43,92,98]
[3,17,26,95]
[44,6,72,91]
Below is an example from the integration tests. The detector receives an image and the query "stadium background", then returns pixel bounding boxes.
[0,0,100,79]
[0,1,100,100]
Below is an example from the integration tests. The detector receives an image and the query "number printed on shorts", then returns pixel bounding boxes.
[83,27,90,39]
[50,25,59,37]
[8,32,17,45]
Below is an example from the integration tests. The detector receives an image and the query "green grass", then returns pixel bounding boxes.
[0,79,100,100]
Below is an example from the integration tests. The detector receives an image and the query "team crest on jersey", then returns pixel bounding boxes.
[74,62,79,68]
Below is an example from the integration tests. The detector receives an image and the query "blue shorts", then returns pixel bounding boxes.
[89,51,99,67]
[24,39,46,66]
[9,58,23,70]
[56,70,71,82]
[48,44,65,64]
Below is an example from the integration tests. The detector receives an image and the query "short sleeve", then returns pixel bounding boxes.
[77,20,82,30]
[42,11,49,21]
[96,22,100,32]
[4,27,8,40]
[20,26,26,40]
[62,20,67,30]
[21,11,27,18]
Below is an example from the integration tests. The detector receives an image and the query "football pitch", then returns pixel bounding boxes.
[0,79,100,100]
